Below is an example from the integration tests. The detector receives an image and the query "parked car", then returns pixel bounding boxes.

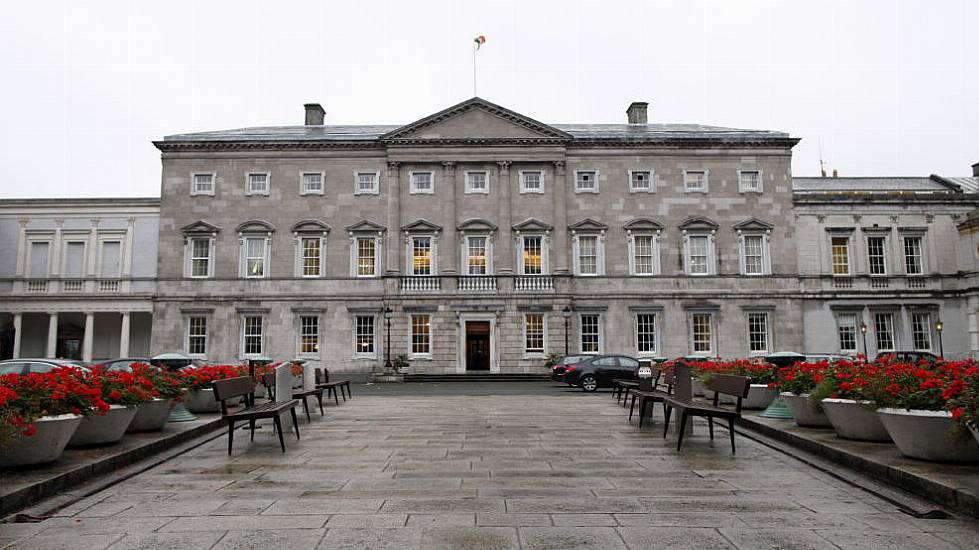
[0,358,91,375]
[550,354,589,383]
[94,357,157,372]
[563,354,641,392]
[803,354,850,364]
[873,351,939,364]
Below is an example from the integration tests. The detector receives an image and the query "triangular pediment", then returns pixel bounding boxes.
[180,220,221,235]
[401,219,442,233]
[623,217,663,232]
[732,217,774,232]
[678,216,718,231]
[291,219,331,233]
[380,97,571,142]
[236,219,276,233]
[345,219,386,233]
[512,217,553,233]
[568,218,609,232]
[457,218,498,233]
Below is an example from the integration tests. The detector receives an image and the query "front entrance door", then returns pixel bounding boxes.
[465,321,491,371]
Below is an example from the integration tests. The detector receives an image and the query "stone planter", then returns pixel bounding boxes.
[877,408,979,463]
[781,392,832,428]
[717,384,775,409]
[253,383,266,399]
[185,388,221,413]
[821,399,890,442]
[0,414,83,468]
[127,398,175,432]
[970,423,979,447]
[691,379,706,397]
[69,404,138,446]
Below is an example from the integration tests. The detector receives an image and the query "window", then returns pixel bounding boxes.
[466,171,488,194]
[99,241,121,278]
[410,171,434,194]
[874,313,895,352]
[192,173,214,196]
[738,170,761,193]
[301,237,321,277]
[633,235,656,275]
[243,316,263,356]
[684,170,707,193]
[300,315,319,354]
[411,237,432,276]
[522,236,542,275]
[630,170,652,193]
[247,172,269,195]
[411,314,431,356]
[910,312,932,351]
[747,313,769,354]
[191,238,211,278]
[244,237,266,278]
[65,242,85,278]
[356,238,376,277]
[691,313,712,354]
[467,236,487,275]
[837,313,858,353]
[904,236,923,275]
[636,313,657,355]
[742,235,764,275]
[520,170,543,193]
[575,170,598,193]
[580,314,601,354]
[831,236,850,275]
[577,236,598,275]
[301,172,324,195]
[688,235,709,275]
[29,241,50,278]
[187,317,207,356]
[355,315,375,355]
[525,313,545,354]
[867,236,887,275]
[355,171,379,195]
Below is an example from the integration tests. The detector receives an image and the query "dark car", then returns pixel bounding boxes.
[873,351,940,364]
[0,358,91,375]
[95,357,157,372]
[563,354,641,392]
[550,355,589,383]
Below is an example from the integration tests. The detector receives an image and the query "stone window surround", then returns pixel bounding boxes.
[684,303,719,356]
[405,232,439,277]
[898,227,928,276]
[190,172,215,196]
[577,308,605,355]
[629,305,663,358]
[406,308,435,360]
[96,231,126,279]
[245,171,271,196]
[742,305,775,356]
[518,170,545,194]
[354,170,381,195]
[628,169,655,193]
[237,308,269,360]
[735,220,773,276]
[237,221,275,279]
[826,227,855,277]
[349,308,380,359]
[292,220,330,279]
[569,221,606,277]
[737,169,763,193]
[625,219,663,276]
[682,231,716,276]
[24,232,54,278]
[574,169,600,194]
[683,169,709,194]
[295,309,324,359]
[347,221,385,278]
[181,221,221,279]
[408,170,435,194]
[300,171,325,196]
[181,307,214,360]
[517,233,549,276]
[464,170,490,194]
[461,233,494,276]
[520,308,548,358]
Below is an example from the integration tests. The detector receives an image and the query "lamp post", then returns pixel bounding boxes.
[562,305,572,355]
[859,322,868,358]
[383,306,393,370]
[935,319,944,358]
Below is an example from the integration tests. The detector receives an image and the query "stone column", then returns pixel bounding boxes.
[14,219,28,276]
[385,162,401,275]
[46,313,58,358]
[51,219,63,277]
[87,218,100,277]
[442,162,458,275]
[12,313,22,359]
[123,217,135,277]
[119,312,131,358]
[82,312,94,362]
[496,161,514,275]
[552,161,569,275]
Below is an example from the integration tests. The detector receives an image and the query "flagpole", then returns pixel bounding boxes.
[473,40,477,96]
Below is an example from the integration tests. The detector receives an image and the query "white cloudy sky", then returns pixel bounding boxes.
[1,0,976,198]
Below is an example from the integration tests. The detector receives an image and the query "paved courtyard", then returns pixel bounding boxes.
[2,385,978,549]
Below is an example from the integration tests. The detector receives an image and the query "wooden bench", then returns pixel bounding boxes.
[262,373,325,422]
[612,380,639,405]
[662,367,750,453]
[629,369,675,429]
[314,368,351,403]
[212,376,301,454]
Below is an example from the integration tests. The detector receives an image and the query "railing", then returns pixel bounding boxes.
[515,275,554,292]
[457,275,497,292]
[832,277,853,289]
[98,280,121,293]
[62,280,84,293]
[26,280,48,293]
[870,277,890,289]
[906,277,926,289]
[400,276,440,293]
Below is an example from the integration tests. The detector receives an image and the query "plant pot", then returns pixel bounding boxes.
[253,384,266,399]
[877,408,979,463]
[69,404,138,446]
[781,392,832,428]
[821,399,890,442]
[0,414,83,468]
[691,379,706,397]
[185,388,221,413]
[127,398,175,432]
[969,423,979,447]
[743,385,777,409]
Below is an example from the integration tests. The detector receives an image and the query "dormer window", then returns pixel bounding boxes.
[575,170,599,193]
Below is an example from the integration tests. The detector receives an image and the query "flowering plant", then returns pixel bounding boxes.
[178,365,245,391]
[863,361,964,411]
[692,359,777,385]
[130,363,184,399]
[808,359,879,400]
[776,361,831,395]
[946,364,979,430]
[85,367,159,407]
[0,366,106,445]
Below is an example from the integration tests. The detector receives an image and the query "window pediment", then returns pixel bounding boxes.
[512,217,553,233]
[568,218,608,233]
[401,219,443,234]
[181,220,222,235]
[236,219,276,234]
[623,217,663,233]
[457,218,497,233]
[345,220,387,234]
[678,216,718,232]
[732,217,774,232]
[291,219,331,233]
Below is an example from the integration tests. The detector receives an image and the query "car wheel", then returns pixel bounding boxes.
[580,375,598,392]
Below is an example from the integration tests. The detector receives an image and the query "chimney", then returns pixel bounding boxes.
[972,161,978,177]
[821,169,827,177]
[304,103,325,126]
[626,102,648,124]
[832,169,838,178]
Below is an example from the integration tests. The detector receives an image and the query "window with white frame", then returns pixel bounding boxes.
[636,313,657,356]
[831,236,851,275]
[187,316,207,356]
[410,171,434,194]
[867,236,887,276]
[190,238,212,278]
[903,236,923,275]
[630,170,653,193]
[466,171,488,194]
[577,235,598,275]
[410,236,433,276]
[691,313,712,354]
[410,314,431,356]
[354,315,375,356]
[301,172,324,195]
[741,235,766,275]
[300,237,322,277]
[242,315,263,356]
[519,170,543,193]
[355,171,379,195]
[356,237,377,277]
[747,312,769,354]
[466,236,488,275]
[874,312,895,352]
[575,170,598,193]
[299,315,319,355]
[29,241,50,278]
[628,233,660,275]
[64,241,86,278]
[525,313,545,354]
[684,170,707,193]
[910,312,932,351]
[687,235,710,275]
[246,172,269,195]
[837,313,858,353]
[244,237,267,278]
[99,241,122,278]
[522,235,543,275]
[579,313,601,354]
[191,173,214,196]
[738,170,761,193]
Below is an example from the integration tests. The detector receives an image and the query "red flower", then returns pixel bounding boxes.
[109,389,122,401]
[951,407,964,420]
[22,423,37,437]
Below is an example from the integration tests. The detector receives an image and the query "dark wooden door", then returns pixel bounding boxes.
[466,321,491,371]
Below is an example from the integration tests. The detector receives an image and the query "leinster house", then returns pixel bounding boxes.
[1,97,978,373]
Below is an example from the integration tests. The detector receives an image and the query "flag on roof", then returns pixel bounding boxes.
[474,35,486,50]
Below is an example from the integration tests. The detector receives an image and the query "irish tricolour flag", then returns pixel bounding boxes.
[474,35,486,50]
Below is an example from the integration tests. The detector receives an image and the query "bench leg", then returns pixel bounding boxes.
[346,382,351,398]
[677,412,689,452]
[290,408,301,440]
[729,417,736,454]
[249,419,256,441]
[302,396,311,422]
[708,416,714,441]
[663,405,672,438]
[638,399,647,429]
[628,394,637,421]
[227,420,235,455]
[341,384,348,401]
[273,415,286,452]
[331,387,339,405]
[317,393,324,416]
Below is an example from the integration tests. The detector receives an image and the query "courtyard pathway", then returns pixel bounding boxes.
[2,386,977,549]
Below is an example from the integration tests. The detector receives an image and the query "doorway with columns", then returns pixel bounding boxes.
[0,310,152,362]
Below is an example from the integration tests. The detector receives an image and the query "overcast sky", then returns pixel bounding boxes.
[1,0,976,198]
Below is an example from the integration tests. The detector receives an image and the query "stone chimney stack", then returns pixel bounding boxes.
[626,102,648,124]
[972,161,978,177]
[304,103,325,126]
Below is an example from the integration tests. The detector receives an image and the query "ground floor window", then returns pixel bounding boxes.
[411,314,431,356]
[525,313,544,354]
[874,312,895,352]
[636,313,656,355]
[691,313,712,354]
[187,316,207,355]
[355,315,375,356]
[747,312,769,354]
[299,315,319,354]
[836,313,858,353]
[242,316,263,356]
[579,314,600,354]
[910,312,932,351]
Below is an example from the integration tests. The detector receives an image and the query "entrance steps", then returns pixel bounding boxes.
[403,373,550,383]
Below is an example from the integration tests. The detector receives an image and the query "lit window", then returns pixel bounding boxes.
[357,238,376,277]
[411,314,431,355]
[467,236,487,275]
[466,172,488,193]
[412,237,432,276]
[192,173,214,195]
[301,237,321,277]
[692,313,712,354]
[356,172,378,194]
[903,236,923,275]
[910,313,931,351]
[739,170,761,192]
[747,313,769,354]
[525,314,544,353]
[636,313,656,355]
[831,237,850,275]
[301,173,323,194]
[355,315,375,355]
[187,317,207,355]
[191,238,211,278]
[837,314,857,353]
[245,237,266,278]
[576,171,598,192]
[580,314,600,353]
[578,236,598,275]
[243,316,263,355]
[684,170,707,192]
[688,235,709,275]
[874,313,895,352]
[630,171,652,192]
[300,315,319,354]
[520,171,543,193]
[743,235,764,275]
[410,172,433,194]
[867,236,886,275]
[247,173,269,195]
[522,236,542,275]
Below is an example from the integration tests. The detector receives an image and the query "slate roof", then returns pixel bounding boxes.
[938,176,979,194]
[793,177,954,193]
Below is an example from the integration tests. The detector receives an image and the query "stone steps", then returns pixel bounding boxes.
[403,373,550,383]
